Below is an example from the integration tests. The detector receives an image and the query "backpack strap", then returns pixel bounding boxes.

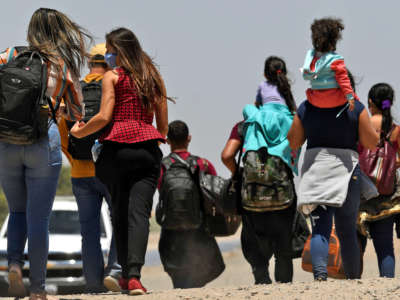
[169,153,199,174]
[14,46,28,54]
[161,156,175,171]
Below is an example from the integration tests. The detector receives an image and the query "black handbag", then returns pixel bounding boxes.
[290,211,310,258]
[198,146,243,237]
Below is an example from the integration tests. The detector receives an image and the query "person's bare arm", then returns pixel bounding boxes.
[287,114,306,150]
[70,71,117,138]
[221,139,241,175]
[154,79,168,137]
[358,109,379,150]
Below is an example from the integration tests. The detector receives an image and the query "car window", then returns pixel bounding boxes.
[49,211,81,234]
[49,210,106,237]
[4,209,107,237]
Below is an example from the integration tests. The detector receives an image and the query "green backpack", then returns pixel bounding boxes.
[241,147,294,212]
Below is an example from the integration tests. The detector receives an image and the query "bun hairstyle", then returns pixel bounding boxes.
[311,18,344,53]
[264,56,296,113]
[368,83,394,139]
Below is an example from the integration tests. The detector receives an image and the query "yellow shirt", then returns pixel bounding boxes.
[59,116,95,178]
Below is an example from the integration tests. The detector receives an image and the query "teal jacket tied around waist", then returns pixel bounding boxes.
[302,49,343,90]
[242,103,299,175]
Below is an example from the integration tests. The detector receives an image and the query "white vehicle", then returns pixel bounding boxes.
[0,198,113,295]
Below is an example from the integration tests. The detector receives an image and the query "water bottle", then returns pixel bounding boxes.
[91,139,103,163]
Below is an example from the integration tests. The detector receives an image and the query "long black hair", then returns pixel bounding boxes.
[106,27,169,110]
[264,56,296,113]
[368,83,394,139]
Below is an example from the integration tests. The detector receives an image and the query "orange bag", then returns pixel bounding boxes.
[301,226,346,279]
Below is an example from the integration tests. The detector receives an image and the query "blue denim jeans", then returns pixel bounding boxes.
[360,216,395,278]
[310,165,361,280]
[0,121,61,293]
[71,177,121,291]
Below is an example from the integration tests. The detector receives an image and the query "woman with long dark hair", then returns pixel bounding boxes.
[236,56,300,284]
[358,83,400,278]
[71,27,168,296]
[0,8,89,300]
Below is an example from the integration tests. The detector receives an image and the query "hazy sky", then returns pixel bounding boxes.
[2,1,400,178]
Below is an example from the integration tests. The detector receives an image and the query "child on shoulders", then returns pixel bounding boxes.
[302,18,358,111]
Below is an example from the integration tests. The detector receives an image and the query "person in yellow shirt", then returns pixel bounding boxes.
[59,44,121,293]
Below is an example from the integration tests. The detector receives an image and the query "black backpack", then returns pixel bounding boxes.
[156,153,203,230]
[0,47,56,144]
[67,80,102,160]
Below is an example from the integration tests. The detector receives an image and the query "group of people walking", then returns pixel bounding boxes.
[0,7,398,299]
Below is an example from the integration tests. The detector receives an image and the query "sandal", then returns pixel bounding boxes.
[8,264,27,297]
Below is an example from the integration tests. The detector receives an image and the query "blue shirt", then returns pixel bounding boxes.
[297,100,365,151]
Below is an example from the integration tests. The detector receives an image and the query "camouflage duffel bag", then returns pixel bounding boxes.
[241,148,294,212]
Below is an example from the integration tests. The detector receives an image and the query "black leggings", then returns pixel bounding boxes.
[243,203,295,284]
[96,140,162,279]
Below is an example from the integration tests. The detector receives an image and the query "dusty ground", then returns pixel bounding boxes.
[7,233,400,299]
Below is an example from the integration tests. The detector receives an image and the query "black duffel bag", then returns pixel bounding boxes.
[199,171,242,237]
[290,211,310,258]
[198,141,243,237]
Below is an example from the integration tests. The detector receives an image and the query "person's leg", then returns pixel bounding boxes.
[241,215,271,284]
[335,166,361,279]
[25,121,62,293]
[72,177,105,292]
[110,181,130,279]
[98,178,121,278]
[310,206,335,280]
[0,143,28,297]
[241,213,272,284]
[369,217,395,278]
[126,172,158,279]
[96,144,129,279]
[0,144,27,267]
[273,210,295,283]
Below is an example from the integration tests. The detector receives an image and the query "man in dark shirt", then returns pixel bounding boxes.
[158,120,224,288]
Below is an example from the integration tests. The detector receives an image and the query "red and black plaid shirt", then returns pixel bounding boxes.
[100,68,164,144]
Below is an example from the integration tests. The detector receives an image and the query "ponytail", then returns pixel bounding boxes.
[276,72,296,113]
[264,56,296,113]
[382,104,393,139]
[368,83,394,139]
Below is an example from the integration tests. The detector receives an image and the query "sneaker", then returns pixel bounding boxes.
[104,275,122,292]
[128,278,147,296]
[8,264,27,297]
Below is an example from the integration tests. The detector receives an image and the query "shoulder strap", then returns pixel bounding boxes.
[161,156,174,170]
[237,122,245,140]
[14,46,28,54]
[170,153,198,174]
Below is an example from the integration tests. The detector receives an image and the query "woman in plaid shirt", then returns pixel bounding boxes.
[71,27,169,296]
[0,8,89,300]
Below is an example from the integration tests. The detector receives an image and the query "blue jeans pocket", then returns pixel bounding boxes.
[47,122,62,166]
